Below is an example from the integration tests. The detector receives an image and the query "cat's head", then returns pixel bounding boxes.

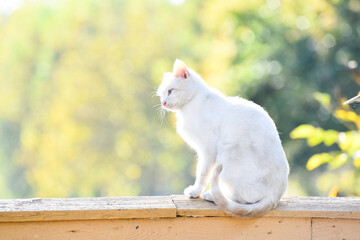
[157,59,198,112]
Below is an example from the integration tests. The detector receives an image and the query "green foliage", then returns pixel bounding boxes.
[0,0,198,198]
[290,90,360,196]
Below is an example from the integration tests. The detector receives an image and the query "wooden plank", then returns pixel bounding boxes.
[0,195,359,223]
[171,195,230,217]
[0,196,176,222]
[268,196,360,219]
[172,195,360,219]
[312,218,360,240]
[0,217,311,240]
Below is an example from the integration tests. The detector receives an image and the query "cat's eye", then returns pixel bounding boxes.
[168,89,174,96]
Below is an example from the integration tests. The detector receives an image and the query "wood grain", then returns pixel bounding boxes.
[0,195,359,223]
[0,196,176,222]
[267,196,360,219]
[0,195,359,239]
[312,218,360,240]
[171,195,360,219]
[0,217,311,240]
[171,194,230,217]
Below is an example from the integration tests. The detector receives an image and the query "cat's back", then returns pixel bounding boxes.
[222,96,279,137]
[222,96,288,171]
[227,96,265,113]
[226,96,271,120]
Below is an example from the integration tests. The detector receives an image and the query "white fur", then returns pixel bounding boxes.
[157,59,289,217]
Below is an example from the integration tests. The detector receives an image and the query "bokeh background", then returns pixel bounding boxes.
[0,0,359,199]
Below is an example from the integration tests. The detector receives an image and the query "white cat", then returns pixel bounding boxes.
[157,59,289,217]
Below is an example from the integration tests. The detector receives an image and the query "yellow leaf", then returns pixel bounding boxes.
[307,128,324,147]
[323,129,339,146]
[290,124,316,139]
[306,153,332,171]
[354,158,360,168]
[338,132,352,151]
[335,109,358,123]
[328,153,348,170]
[328,186,339,197]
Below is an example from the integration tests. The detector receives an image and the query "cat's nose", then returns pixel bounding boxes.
[162,101,167,106]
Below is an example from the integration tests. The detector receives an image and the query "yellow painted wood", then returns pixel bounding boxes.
[312,218,360,240]
[267,196,360,219]
[171,195,230,217]
[0,196,176,222]
[0,217,311,240]
[0,195,359,239]
[1,195,360,222]
[171,195,360,219]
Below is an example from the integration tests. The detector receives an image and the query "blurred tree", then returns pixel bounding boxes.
[0,0,198,197]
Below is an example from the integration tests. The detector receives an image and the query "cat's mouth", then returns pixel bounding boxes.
[162,103,177,111]
[162,104,174,110]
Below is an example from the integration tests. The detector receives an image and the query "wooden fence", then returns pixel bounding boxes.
[0,195,359,239]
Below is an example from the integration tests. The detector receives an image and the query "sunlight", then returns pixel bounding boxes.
[0,0,24,14]
[169,0,185,6]
[0,0,48,15]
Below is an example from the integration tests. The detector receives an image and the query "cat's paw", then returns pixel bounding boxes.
[202,191,214,202]
[184,185,201,198]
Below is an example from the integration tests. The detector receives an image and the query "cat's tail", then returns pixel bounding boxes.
[211,164,277,218]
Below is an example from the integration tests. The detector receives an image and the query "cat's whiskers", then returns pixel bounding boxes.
[151,90,158,98]
[154,104,168,126]
[150,84,159,98]
[161,107,169,125]
[153,103,162,109]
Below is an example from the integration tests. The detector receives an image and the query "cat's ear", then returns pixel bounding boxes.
[173,59,189,79]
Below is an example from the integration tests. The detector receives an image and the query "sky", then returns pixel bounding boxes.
[0,0,25,14]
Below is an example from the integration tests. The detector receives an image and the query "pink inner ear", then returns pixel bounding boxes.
[174,67,187,78]
[173,59,188,79]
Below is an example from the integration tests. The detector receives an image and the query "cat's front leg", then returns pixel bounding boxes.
[184,150,215,198]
